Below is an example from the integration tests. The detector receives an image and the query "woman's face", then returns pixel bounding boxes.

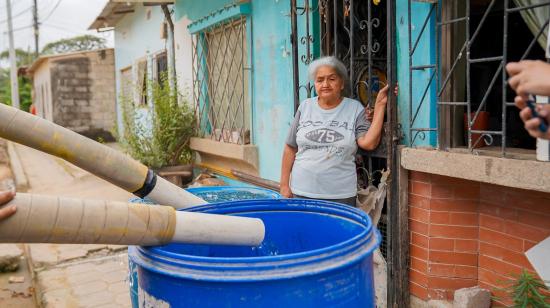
[314,65,344,101]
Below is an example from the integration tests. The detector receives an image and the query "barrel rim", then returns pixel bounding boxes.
[154,199,372,263]
[186,186,281,199]
[129,199,381,281]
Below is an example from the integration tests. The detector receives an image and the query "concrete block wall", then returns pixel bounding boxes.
[88,49,116,139]
[50,50,116,141]
[51,57,92,134]
[408,171,550,306]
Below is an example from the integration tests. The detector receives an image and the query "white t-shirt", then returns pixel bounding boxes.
[285,97,371,199]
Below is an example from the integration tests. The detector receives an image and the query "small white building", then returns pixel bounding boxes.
[27,48,117,141]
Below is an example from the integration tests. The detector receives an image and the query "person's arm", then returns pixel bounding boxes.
[357,85,389,150]
[280,109,301,198]
[507,60,550,98]
[0,191,16,220]
[280,145,297,198]
[506,60,550,140]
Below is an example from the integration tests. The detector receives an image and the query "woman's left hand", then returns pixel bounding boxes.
[366,84,398,121]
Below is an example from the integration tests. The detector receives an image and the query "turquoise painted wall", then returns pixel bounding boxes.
[249,1,300,182]
[175,0,232,21]
[396,0,437,147]
[175,1,309,182]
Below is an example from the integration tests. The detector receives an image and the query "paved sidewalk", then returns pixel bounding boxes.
[13,143,133,308]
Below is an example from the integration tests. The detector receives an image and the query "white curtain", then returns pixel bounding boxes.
[513,0,550,51]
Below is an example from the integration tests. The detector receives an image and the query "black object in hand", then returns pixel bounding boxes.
[526,98,549,133]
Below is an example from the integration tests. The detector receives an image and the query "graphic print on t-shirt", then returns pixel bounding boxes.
[299,119,353,157]
[305,128,344,143]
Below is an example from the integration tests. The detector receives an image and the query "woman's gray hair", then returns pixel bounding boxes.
[308,56,351,96]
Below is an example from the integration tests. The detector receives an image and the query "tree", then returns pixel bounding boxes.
[0,49,34,111]
[0,48,36,67]
[0,68,32,112]
[41,35,107,55]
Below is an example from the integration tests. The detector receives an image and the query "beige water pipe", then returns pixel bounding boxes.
[0,103,206,209]
[0,193,265,246]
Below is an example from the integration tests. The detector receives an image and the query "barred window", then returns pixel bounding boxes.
[136,59,148,106]
[407,0,549,158]
[154,51,168,84]
[192,16,250,144]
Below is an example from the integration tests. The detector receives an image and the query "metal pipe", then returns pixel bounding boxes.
[435,1,440,149]
[410,4,436,56]
[0,103,206,208]
[469,56,503,63]
[0,193,264,246]
[231,170,280,191]
[334,0,338,56]
[502,0,509,156]
[507,1,550,13]
[520,19,549,61]
[438,16,467,26]
[291,0,300,112]
[466,0,471,150]
[408,0,413,145]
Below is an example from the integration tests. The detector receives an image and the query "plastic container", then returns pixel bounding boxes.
[129,199,380,307]
[129,186,281,307]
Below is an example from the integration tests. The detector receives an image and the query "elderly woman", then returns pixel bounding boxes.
[280,56,389,206]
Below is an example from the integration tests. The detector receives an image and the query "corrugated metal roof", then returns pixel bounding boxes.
[88,1,174,30]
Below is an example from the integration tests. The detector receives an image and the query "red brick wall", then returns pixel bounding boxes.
[408,171,550,306]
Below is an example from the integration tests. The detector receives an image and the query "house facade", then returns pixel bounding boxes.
[28,48,116,141]
[89,1,175,137]
[173,1,310,182]
[90,0,550,306]
[400,0,550,306]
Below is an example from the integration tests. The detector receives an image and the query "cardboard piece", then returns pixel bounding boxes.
[525,236,550,288]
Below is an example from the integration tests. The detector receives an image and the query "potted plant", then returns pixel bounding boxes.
[494,269,550,307]
[120,74,195,186]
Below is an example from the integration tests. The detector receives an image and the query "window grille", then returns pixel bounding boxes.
[155,51,168,84]
[191,16,250,145]
[136,60,148,106]
[120,66,133,100]
[407,0,550,156]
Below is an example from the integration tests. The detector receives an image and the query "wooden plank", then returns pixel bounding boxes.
[387,0,409,305]
[390,145,410,308]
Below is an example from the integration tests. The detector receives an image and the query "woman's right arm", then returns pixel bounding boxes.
[280,145,297,198]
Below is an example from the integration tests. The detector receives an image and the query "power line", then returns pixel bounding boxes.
[0,5,33,24]
[2,24,33,33]
[40,0,62,23]
[42,23,86,35]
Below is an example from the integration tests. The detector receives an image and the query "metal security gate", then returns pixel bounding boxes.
[290,1,407,306]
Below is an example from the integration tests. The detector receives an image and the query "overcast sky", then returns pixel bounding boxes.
[0,0,113,54]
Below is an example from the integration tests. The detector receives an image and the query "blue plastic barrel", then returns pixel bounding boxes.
[128,186,281,307]
[129,199,380,307]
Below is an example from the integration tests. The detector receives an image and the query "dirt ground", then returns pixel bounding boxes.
[0,245,35,307]
[0,139,36,306]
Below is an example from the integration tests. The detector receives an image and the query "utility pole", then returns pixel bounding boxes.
[5,0,20,109]
[33,0,39,57]
[161,4,177,94]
